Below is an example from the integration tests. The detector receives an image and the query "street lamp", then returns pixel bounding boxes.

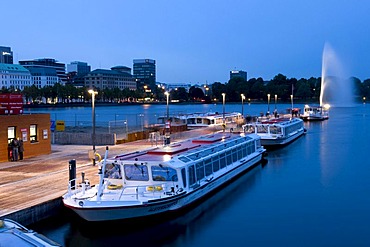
[267,94,270,115]
[290,94,294,115]
[88,89,98,166]
[241,94,245,116]
[165,91,170,120]
[222,93,226,132]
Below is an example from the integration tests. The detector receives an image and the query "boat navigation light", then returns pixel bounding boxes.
[323,104,331,109]
[163,154,171,162]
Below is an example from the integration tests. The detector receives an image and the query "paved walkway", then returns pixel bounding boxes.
[0,127,220,218]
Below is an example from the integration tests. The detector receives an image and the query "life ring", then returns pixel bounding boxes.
[95,152,102,162]
[107,184,123,190]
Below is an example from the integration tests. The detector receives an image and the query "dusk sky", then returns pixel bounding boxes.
[3,1,370,84]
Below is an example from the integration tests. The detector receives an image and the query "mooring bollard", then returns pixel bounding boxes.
[69,159,76,189]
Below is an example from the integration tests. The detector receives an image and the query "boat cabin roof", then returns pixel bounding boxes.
[258,117,301,125]
[112,132,255,168]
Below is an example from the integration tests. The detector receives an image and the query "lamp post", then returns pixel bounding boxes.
[267,94,270,115]
[290,94,294,116]
[241,94,245,117]
[222,93,226,132]
[88,89,98,166]
[165,91,170,120]
[274,94,277,111]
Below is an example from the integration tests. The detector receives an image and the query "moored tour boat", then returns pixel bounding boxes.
[157,112,243,129]
[63,132,266,222]
[0,218,61,247]
[242,117,305,146]
[300,104,329,121]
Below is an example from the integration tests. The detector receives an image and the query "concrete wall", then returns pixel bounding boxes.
[53,132,116,145]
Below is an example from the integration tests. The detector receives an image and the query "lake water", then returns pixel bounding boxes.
[30,103,370,247]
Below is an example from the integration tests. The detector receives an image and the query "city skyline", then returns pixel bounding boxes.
[3,1,370,83]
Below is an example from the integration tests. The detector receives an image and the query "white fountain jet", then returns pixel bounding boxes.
[320,42,354,107]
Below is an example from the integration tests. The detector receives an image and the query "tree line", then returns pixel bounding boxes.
[1,73,368,103]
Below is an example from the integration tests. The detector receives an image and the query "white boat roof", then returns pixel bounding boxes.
[111,132,257,168]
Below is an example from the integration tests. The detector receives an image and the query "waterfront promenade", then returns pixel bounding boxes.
[0,127,219,225]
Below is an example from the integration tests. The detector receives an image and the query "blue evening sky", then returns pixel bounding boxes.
[2,0,370,84]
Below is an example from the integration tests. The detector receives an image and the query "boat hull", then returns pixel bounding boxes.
[260,129,305,146]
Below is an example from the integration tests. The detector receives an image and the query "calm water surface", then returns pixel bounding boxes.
[30,103,370,247]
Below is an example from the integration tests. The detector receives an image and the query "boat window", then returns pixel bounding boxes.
[226,150,232,165]
[212,155,220,172]
[270,125,282,134]
[232,147,238,162]
[257,125,268,133]
[251,142,256,153]
[151,166,178,181]
[197,118,202,124]
[242,144,247,157]
[220,152,226,169]
[205,158,212,176]
[188,165,196,186]
[179,156,191,163]
[247,142,253,155]
[104,163,122,179]
[124,164,149,181]
[196,162,205,180]
[181,168,187,188]
[245,125,255,133]
[237,146,243,159]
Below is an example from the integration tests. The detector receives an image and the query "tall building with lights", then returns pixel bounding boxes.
[230,70,247,81]
[133,59,156,89]
[0,46,13,64]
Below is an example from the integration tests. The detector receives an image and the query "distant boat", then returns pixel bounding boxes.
[63,131,266,221]
[0,218,61,246]
[300,105,329,121]
[157,112,243,129]
[242,117,305,146]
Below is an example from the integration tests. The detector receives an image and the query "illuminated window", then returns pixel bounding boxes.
[30,124,37,142]
[8,126,16,144]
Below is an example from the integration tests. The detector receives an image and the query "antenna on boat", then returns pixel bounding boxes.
[97,146,109,201]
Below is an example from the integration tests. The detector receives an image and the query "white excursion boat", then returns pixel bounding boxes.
[0,218,61,247]
[185,112,242,129]
[300,104,329,121]
[63,132,266,222]
[242,117,305,146]
[157,112,243,129]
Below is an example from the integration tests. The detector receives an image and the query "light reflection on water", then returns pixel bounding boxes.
[31,103,370,246]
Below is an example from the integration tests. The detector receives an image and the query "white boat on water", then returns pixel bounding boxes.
[242,117,305,146]
[63,132,266,222]
[157,112,243,129]
[300,104,329,121]
[0,218,61,247]
[186,112,242,128]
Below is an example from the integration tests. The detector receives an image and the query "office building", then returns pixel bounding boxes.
[230,70,247,81]
[26,67,59,88]
[133,59,156,89]
[84,67,137,91]
[67,61,91,77]
[0,46,13,64]
[0,63,32,90]
[19,58,67,84]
